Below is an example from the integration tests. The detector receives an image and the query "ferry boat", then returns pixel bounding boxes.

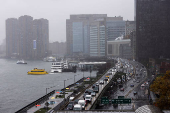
[50,62,64,73]
[43,57,56,62]
[27,68,48,75]
[17,60,27,64]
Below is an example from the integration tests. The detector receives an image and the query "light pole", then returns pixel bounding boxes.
[83,65,84,79]
[64,80,66,106]
[46,88,49,111]
[90,66,92,84]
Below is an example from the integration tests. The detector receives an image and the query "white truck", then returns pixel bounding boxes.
[85,95,92,102]
[73,104,82,110]
[78,100,86,110]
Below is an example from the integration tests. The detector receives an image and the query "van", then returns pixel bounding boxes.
[78,100,86,110]
[85,95,92,102]
[73,104,82,110]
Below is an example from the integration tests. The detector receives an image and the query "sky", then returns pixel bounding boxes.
[0,0,134,44]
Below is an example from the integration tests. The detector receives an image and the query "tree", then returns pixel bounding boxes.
[150,70,170,109]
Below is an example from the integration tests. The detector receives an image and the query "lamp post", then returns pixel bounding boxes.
[64,80,66,106]
[90,66,92,84]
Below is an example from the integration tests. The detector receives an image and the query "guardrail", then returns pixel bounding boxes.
[90,70,116,109]
[58,69,109,110]
[15,90,55,113]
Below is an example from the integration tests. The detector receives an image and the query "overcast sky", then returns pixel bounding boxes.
[0,0,134,44]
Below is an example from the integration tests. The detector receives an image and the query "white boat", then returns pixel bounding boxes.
[43,57,56,62]
[50,62,64,73]
[17,59,27,64]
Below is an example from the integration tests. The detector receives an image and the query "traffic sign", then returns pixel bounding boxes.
[101,97,109,104]
[112,98,131,104]
[101,98,109,104]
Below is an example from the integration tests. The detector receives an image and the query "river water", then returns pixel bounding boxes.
[0,59,97,113]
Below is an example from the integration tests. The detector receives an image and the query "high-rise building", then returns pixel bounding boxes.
[66,14,126,57]
[136,0,170,61]
[6,15,49,59]
[33,19,49,59]
[66,14,107,57]
[90,22,106,57]
[6,18,19,58]
[106,17,125,41]
[125,21,135,39]
[18,15,33,59]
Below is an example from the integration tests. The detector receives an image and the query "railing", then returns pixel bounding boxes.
[15,90,55,113]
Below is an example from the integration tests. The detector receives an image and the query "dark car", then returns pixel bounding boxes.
[104,77,108,81]
[85,89,93,94]
[134,91,137,95]
[93,86,99,93]
[74,99,79,105]
[130,84,134,87]
[66,101,74,110]
[92,84,96,88]
[83,93,89,99]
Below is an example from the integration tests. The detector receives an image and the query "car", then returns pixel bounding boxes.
[85,95,92,102]
[99,80,104,84]
[74,99,79,105]
[105,75,109,78]
[130,84,134,87]
[104,77,108,81]
[96,82,99,86]
[66,101,74,110]
[73,104,82,110]
[120,88,124,91]
[83,93,89,99]
[93,86,99,93]
[92,84,96,88]
[133,91,137,95]
[136,81,140,83]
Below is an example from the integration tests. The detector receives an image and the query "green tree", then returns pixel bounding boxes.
[150,71,170,109]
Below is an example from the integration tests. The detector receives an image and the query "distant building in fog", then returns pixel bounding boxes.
[66,14,126,57]
[124,21,135,39]
[106,17,125,41]
[119,43,132,60]
[107,39,130,57]
[49,41,66,57]
[6,15,49,59]
[136,0,170,62]
[6,18,19,57]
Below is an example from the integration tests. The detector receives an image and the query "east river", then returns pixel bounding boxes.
[0,59,97,113]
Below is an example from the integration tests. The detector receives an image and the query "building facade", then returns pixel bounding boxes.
[125,21,135,39]
[107,39,131,57]
[49,41,66,57]
[66,14,126,57]
[106,17,125,41]
[6,18,19,58]
[119,43,132,60]
[136,0,170,61]
[6,15,49,59]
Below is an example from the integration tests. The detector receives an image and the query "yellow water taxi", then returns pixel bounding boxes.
[27,68,48,75]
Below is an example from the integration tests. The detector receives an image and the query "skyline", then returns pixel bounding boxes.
[1,0,134,44]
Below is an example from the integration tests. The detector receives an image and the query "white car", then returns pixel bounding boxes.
[99,80,104,84]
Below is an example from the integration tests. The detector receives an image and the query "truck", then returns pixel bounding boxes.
[85,95,92,102]
[78,100,86,110]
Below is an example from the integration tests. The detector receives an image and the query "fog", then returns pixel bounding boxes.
[0,0,134,44]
